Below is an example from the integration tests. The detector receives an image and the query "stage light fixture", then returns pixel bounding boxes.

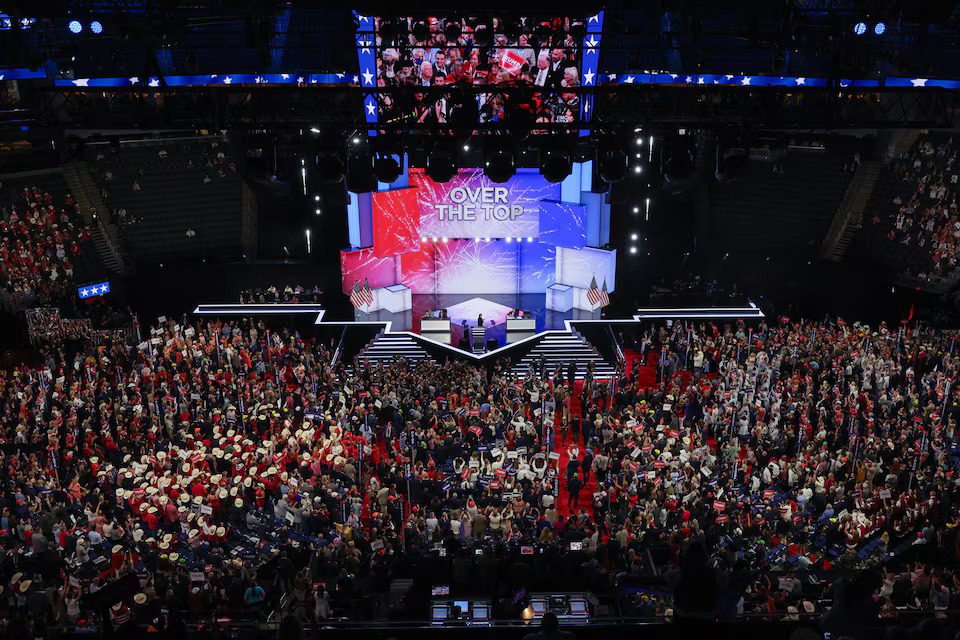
[90,20,103,34]
[506,237,513,243]
[634,166,643,174]
[432,237,438,242]
[874,22,886,35]
[345,153,375,193]
[422,237,427,242]
[315,208,321,215]
[352,137,361,144]
[631,233,638,240]
[316,155,345,185]
[427,147,458,183]
[314,195,320,201]
[853,21,867,35]
[412,20,429,42]
[484,146,516,184]
[527,237,534,242]
[599,149,628,183]
[441,237,448,243]
[374,154,402,183]
[69,20,82,33]
[630,246,638,254]
[484,237,490,242]
[445,21,461,42]
[541,150,572,183]
[633,206,639,213]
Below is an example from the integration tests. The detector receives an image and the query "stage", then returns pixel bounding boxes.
[354,293,603,352]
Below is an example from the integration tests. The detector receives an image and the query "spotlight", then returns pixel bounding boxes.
[853,22,867,35]
[345,153,375,193]
[314,195,320,201]
[69,20,82,33]
[599,149,628,183]
[527,237,533,242]
[506,237,513,243]
[352,137,361,144]
[463,144,470,151]
[541,150,572,183]
[315,208,321,215]
[630,246,638,254]
[631,233,638,240]
[475,238,481,243]
[445,21,462,42]
[421,237,427,242]
[484,140,516,184]
[374,155,402,183]
[316,155,345,184]
[634,166,643,174]
[412,20,429,42]
[431,237,438,242]
[633,207,639,213]
[441,237,448,243]
[484,237,490,242]
[427,145,458,182]
[874,22,885,35]
[635,138,643,145]
[90,20,103,34]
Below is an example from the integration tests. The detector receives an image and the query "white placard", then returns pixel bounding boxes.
[190,571,205,582]
[507,451,517,459]
[631,448,641,459]
[371,539,384,551]
[199,505,213,515]
[285,512,295,523]
[879,489,891,499]
[151,337,161,345]
[548,452,561,460]
[158,316,167,323]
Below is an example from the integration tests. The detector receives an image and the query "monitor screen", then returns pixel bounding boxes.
[473,605,489,620]
[571,600,587,615]
[521,545,534,555]
[432,605,448,620]
[569,541,582,551]
[432,585,450,596]
[454,600,470,616]
[370,15,586,129]
[532,600,547,613]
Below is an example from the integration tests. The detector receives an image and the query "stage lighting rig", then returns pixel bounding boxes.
[346,152,375,193]
[541,149,572,183]
[484,138,516,184]
[599,148,628,183]
[427,141,458,183]
[374,155,402,183]
[317,155,345,185]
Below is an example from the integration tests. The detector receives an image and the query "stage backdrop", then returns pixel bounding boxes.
[343,164,613,296]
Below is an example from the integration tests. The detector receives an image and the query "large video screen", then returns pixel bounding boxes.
[372,16,585,127]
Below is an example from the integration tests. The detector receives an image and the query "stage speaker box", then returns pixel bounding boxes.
[486,338,498,350]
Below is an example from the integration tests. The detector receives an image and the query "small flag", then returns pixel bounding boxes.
[349,280,370,309]
[362,278,374,306]
[600,278,610,306]
[586,275,601,306]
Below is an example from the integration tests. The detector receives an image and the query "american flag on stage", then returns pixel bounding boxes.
[586,275,602,306]
[349,279,374,309]
[600,278,610,306]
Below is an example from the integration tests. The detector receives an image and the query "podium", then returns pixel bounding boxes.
[472,326,486,352]
[420,318,452,344]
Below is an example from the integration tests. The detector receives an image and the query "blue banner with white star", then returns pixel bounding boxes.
[354,11,378,136]
[579,11,603,135]
[78,281,110,299]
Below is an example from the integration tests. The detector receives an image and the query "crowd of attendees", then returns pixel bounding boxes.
[240,285,323,305]
[374,16,583,126]
[0,184,94,306]
[880,133,960,280]
[0,311,959,637]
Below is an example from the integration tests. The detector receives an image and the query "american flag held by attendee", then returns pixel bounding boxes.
[586,275,602,306]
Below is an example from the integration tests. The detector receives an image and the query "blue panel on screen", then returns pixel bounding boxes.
[555,246,616,292]
[561,163,582,204]
[357,192,373,248]
[347,193,361,247]
[599,198,611,246]
[581,192,603,247]
[580,160,593,193]
[519,242,556,293]
[538,200,586,248]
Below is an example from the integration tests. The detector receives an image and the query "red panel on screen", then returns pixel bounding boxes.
[372,187,421,257]
[339,248,397,294]
[399,240,436,294]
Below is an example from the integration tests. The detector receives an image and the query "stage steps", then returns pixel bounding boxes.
[354,333,437,365]
[512,331,618,381]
